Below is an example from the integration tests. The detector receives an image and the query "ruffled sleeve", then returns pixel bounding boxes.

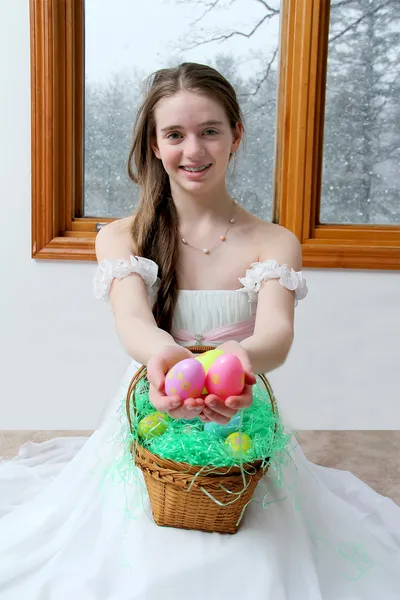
[94,255,160,302]
[238,259,308,306]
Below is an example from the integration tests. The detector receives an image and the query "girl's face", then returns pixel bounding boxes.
[152,90,242,196]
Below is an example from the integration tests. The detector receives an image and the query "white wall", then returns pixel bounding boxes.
[0,1,399,430]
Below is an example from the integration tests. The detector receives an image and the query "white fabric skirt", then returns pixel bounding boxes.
[1,360,399,599]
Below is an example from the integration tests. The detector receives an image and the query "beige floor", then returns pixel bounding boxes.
[1,430,399,506]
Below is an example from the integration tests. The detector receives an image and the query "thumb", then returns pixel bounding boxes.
[148,358,166,392]
[154,367,166,392]
[245,371,257,385]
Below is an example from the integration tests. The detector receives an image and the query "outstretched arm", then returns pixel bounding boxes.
[95,219,204,420]
[95,219,177,365]
[201,227,303,423]
[240,227,302,374]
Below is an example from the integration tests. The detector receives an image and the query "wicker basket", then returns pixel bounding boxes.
[125,345,277,534]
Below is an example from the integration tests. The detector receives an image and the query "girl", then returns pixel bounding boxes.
[0,62,399,599]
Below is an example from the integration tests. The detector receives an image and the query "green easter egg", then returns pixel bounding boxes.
[225,432,252,456]
[138,412,169,439]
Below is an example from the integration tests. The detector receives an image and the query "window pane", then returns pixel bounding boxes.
[320,1,400,225]
[84,0,281,220]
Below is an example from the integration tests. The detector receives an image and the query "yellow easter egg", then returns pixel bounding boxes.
[138,412,169,440]
[195,349,224,395]
[225,432,252,456]
[195,349,224,374]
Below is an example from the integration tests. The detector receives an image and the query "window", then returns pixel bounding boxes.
[321,1,399,226]
[275,0,400,269]
[84,0,281,222]
[31,0,400,268]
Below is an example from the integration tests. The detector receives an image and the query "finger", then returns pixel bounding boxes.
[198,412,211,422]
[235,351,252,374]
[225,385,253,410]
[183,397,205,409]
[147,363,166,392]
[204,395,237,419]
[167,405,203,421]
[154,361,168,392]
[245,371,257,385]
[150,386,183,412]
[202,408,231,425]
[240,357,253,374]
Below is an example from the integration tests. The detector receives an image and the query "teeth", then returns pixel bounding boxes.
[182,164,210,172]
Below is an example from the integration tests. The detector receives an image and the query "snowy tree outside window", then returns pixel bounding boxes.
[83,0,281,220]
[84,0,399,226]
[321,0,400,225]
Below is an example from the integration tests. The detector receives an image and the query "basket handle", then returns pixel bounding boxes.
[125,345,276,434]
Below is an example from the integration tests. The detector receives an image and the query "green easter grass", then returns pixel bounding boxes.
[129,376,291,468]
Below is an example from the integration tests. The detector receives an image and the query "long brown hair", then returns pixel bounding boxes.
[128,63,244,333]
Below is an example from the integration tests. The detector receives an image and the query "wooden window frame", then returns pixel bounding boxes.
[275,0,400,269]
[31,0,400,268]
[30,0,105,261]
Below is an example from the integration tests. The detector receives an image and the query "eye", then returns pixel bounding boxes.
[203,129,218,136]
[166,132,182,140]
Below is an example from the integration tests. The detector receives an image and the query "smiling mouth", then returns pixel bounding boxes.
[180,164,212,172]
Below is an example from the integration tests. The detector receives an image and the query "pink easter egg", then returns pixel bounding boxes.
[165,358,206,401]
[205,354,245,401]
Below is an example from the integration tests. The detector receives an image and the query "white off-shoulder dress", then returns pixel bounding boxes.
[0,257,399,599]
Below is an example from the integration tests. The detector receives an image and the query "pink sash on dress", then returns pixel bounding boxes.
[171,315,256,346]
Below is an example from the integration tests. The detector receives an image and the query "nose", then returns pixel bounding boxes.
[183,134,206,160]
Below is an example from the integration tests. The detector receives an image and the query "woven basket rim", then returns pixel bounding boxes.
[133,438,266,477]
